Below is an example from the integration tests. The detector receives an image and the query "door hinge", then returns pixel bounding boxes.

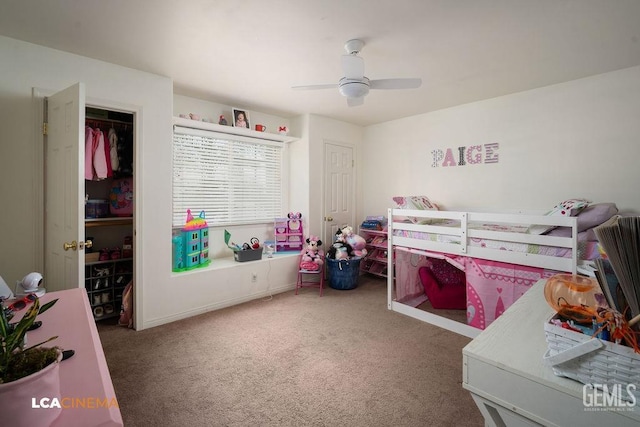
[43,122,48,135]
[352,159,354,167]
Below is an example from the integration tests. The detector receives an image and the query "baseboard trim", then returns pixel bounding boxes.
[142,282,296,330]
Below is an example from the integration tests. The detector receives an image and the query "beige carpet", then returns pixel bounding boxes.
[416,300,468,325]
[98,276,484,427]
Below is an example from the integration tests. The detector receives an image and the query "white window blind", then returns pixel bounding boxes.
[172,126,283,227]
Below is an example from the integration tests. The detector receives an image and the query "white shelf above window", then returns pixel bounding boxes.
[172,117,298,143]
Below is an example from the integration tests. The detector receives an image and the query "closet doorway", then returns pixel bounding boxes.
[323,141,355,247]
[44,83,138,326]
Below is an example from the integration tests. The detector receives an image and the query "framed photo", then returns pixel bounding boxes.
[232,108,250,129]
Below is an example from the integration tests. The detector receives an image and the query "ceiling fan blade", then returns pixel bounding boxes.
[292,83,338,90]
[347,96,364,107]
[341,54,364,79]
[369,78,422,90]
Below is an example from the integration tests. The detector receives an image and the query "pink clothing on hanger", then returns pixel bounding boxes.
[92,128,109,180]
[85,126,95,180]
[108,128,119,172]
[103,128,113,177]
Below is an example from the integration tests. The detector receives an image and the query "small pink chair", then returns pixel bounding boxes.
[296,252,325,296]
[418,259,466,310]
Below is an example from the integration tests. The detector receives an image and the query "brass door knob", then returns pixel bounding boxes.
[325,216,334,222]
[84,239,93,249]
[63,240,77,251]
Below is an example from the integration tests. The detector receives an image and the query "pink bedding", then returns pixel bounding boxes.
[392,224,602,260]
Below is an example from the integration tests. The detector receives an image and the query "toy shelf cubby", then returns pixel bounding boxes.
[274,216,304,252]
[360,229,392,278]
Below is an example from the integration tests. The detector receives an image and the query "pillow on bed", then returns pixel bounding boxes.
[544,203,618,240]
[392,196,438,211]
[547,198,591,217]
[527,198,591,235]
[392,196,439,224]
[574,203,618,232]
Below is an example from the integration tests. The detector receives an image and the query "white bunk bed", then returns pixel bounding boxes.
[386,208,580,338]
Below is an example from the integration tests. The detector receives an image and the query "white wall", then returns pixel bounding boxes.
[0,35,303,331]
[0,34,173,316]
[362,66,640,216]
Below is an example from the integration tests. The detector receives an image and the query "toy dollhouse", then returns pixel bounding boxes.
[274,212,304,252]
[172,209,211,272]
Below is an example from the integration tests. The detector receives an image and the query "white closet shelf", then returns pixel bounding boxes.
[172,117,298,143]
[85,217,133,227]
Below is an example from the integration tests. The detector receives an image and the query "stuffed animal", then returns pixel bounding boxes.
[338,226,368,257]
[300,235,323,271]
[326,229,354,260]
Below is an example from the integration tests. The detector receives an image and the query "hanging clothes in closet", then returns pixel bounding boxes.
[85,125,112,180]
[117,127,133,175]
[108,127,119,172]
[85,118,133,180]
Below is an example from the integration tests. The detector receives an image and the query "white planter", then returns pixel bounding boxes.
[0,351,62,427]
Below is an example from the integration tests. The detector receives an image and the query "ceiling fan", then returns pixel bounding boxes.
[292,39,422,107]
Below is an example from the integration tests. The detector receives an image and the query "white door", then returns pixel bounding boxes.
[45,83,86,292]
[323,142,355,247]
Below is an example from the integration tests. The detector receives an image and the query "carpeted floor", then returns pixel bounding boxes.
[98,275,484,426]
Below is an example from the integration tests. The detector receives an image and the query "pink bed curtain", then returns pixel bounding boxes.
[394,250,431,307]
[395,250,559,329]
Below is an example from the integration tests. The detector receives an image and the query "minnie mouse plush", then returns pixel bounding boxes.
[300,235,323,271]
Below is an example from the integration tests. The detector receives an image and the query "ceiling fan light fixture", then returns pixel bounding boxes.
[338,78,370,98]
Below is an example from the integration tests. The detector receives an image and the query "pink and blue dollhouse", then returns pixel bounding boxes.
[172,209,210,272]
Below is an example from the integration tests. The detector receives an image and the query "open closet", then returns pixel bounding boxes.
[44,83,141,329]
[83,107,135,321]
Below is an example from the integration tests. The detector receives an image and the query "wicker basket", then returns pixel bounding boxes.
[543,314,640,402]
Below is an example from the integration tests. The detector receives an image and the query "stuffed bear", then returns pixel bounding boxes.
[338,226,368,257]
[300,235,323,271]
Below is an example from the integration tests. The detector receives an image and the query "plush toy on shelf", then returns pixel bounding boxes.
[300,235,323,271]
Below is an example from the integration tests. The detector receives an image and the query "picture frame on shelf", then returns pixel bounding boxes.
[232,108,250,129]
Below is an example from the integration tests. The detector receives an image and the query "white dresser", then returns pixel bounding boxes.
[462,278,639,426]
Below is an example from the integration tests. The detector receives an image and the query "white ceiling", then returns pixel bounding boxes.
[1,0,640,126]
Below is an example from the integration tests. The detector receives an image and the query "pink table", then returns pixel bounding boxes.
[26,288,123,426]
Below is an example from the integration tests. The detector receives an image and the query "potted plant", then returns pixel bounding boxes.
[0,296,61,426]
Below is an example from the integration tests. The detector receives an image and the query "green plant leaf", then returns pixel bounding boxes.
[1,296,59,382]
[4,299,39,353]
[0,306,9,339]
[38,298,58,315]
[22,336,58,353]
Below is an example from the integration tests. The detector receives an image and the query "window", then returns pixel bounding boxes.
[172,126,284,227]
